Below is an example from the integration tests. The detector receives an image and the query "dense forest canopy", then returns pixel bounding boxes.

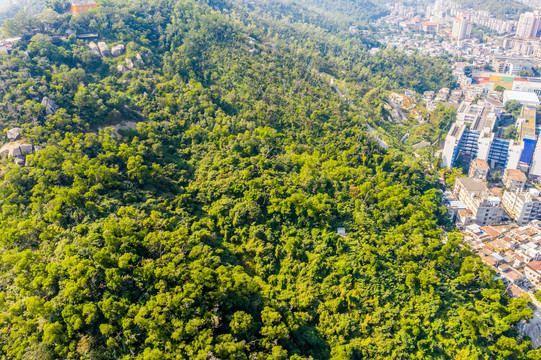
[0,0,46,26]
[454,0,532,20]
[0,0,538,359]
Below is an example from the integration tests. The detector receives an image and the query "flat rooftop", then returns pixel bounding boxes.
[504,90,540,104]
[520,105,537,140]
[472,159,489,169]
[505,169,527,181]
[456,177,487,193]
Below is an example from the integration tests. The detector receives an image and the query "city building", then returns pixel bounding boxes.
[441,98,530,170]
[513,81,541,96]
[420,22,442,32]
[530,140,541,179]
[508,60,534,75]
[525,260,541,287]
[503,169,528,192]
[502,189,541,225]
[453,177,505,225]
[516,11,541,38]
[452,16,472,41]
[456,102,484,124]
[69,0,98,14]
[469,159,490,179]
[503,90,541,107]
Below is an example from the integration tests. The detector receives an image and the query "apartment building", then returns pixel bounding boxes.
[453,177,505,225]
[456,102,484,124]
[442,124,524,169]
[452,16,472,41]
[502,190,541,225]
[516,11,541,38]
[469,159,490,179]
[503,169,527,192]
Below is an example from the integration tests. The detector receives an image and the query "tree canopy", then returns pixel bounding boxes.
[0,0,537,359]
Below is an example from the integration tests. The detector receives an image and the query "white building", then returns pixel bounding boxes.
[508,60,533,75]
[453,177,505,226]
[503,90,541,108]
[456,102,485,124]
[503,169,527,192]
[513,81,541,96]
[530,140,541,179]
[452,16,472,41]
[525,260,541,288]
[469,159,490,179]
[502,189,541,225]
[516,11,541,38]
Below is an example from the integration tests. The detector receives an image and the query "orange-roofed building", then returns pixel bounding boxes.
[525,260,541,288]
[70,0,98,14]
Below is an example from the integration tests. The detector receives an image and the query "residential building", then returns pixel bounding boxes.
[453,177,505,225]
[502,190,541,225]
[469,159,490,179]
[456,101,484,124]
[441,123,524,170]
[516,11,541,38]
[503,169,527,192]
[492,61,507,73]
[452,16,472,41]
[525,260,541,287]
[420,22,442,32]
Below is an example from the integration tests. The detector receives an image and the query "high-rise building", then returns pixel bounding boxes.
[452,16,472,41]
[515,11,541,38]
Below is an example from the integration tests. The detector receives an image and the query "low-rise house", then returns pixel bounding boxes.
[469,159,490,179]
[525,260,541,288]
[503,169,527,192]
[503,268,526,285]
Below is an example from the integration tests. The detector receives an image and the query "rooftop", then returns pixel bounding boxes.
[527,260,541,272]
[508,284,524,297]
[70,0,97,4]
[504,269,524,282]
[456,177,487,193]
[473,159,489,169]
[504,90,540,104]
[480,225,502,238]
[505,169,527,182]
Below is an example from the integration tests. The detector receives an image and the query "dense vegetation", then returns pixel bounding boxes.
[0,0,46,26]
[0,0,538,359]
[455,0,532,20]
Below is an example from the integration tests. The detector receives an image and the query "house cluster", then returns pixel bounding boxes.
[422,87,464,110]
[460,220,541,296]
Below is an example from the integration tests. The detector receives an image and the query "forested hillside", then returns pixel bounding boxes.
[0,0,46,26]
[455,0,532,20]
[0,0,538,359]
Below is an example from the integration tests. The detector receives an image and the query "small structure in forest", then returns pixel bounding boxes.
[69,0,98,14]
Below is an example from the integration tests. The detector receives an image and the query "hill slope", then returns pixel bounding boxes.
[0,0,538,359]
